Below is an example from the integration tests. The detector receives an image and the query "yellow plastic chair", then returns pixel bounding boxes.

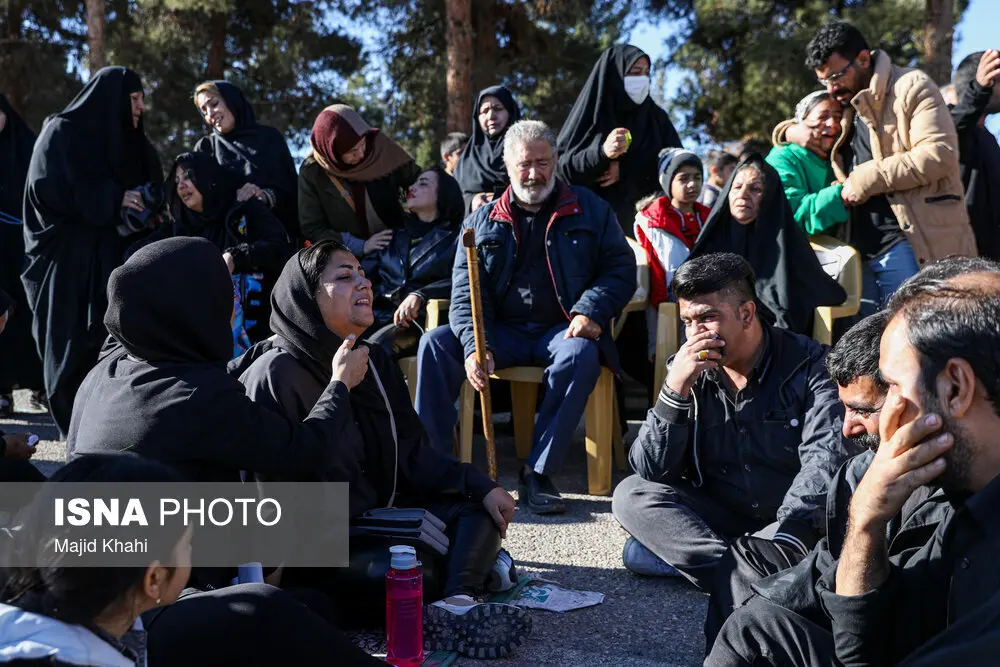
[451,236,649,496]
[652,234,863,392]
[398,299,447,404]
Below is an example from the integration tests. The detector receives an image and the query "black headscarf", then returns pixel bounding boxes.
[688,155,846,335]
[0,94,35,218]
[556,45,682,218]
[431,165,465,226]
[167,151,240,230]
[268,249,341,386]
[105,237,233,365]
[453,85,520,210]
[193,81,299,238]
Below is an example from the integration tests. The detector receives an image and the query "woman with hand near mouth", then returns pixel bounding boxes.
[364,165,465,357]
[454,86,520,212]
[127,152,292,345]
[298,105,419,263]
[192,81,300,243]
[765,91,849,236]
[687,156,846,335]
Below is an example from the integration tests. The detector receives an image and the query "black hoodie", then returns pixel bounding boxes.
[688,155,846,335]
[66,237,352,482]
[238,249,497,517]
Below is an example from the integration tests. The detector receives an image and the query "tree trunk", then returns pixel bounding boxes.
[207,11,227,79]
[924,0,955,85]
[85,0,105,74]
[446,0,473,133]
[472,0,498,95]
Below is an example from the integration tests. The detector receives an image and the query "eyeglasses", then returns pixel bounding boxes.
[817,59,856,86]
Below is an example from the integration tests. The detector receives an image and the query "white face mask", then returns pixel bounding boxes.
[624,75,650,104]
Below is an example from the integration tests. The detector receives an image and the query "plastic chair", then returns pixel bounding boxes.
[398,299,447,404]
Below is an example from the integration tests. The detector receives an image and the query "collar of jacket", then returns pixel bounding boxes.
[829,50,898,182]
[488,180,580,226]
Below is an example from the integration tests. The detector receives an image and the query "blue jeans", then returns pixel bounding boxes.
[859,241,919,316]
[414,322,602,474]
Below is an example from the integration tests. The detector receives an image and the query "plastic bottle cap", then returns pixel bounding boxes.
[389,545,418,570]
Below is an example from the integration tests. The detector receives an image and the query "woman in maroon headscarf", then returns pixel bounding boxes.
[298,105,420,259]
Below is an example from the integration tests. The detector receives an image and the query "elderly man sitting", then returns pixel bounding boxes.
[415,119,636,514]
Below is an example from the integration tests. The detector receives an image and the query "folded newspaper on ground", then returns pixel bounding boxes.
[511,577,605,613]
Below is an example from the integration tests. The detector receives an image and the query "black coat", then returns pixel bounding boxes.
[950,78,1000,260]
[0,94,42,392]
[237,250,497,518]
[193,81,300,242]
[66,237,351,483]
[21,67,161,414]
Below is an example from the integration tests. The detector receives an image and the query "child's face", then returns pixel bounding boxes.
[671,165,703,205]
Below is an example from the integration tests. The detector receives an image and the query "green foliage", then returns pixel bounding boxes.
[660,0,968,145]
[337,0,637,167]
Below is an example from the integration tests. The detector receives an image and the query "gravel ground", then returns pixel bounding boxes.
[2,390,707,667]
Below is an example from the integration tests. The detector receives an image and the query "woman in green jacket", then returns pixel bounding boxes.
[765,91,848,235]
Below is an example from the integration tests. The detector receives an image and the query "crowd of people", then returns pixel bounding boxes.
[0,17,998,666]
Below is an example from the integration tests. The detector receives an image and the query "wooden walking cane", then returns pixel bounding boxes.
[462,228,498,482]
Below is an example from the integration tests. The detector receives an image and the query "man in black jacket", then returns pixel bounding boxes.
[612,253,857,590]
[414,119,636,514]
[950,49,1000,259]
[706,256,1000,667]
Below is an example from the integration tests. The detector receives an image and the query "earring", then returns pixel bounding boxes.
[155,598,161,605]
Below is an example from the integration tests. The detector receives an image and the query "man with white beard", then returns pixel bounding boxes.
[415,120,636,514]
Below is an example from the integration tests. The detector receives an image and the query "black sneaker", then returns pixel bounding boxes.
[424,595,532,659]
[518,469,566,514]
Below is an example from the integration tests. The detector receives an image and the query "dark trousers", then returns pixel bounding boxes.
[144,583,383,666]
[415,322,601,474]
[282,499,500,626]
[704,535,803,654]
[365,317,422,360]
[705,596,834,667]
[612,475,767,590]
[0,458,46,483]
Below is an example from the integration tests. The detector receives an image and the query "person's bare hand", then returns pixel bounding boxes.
[236,183,262,202]
[664,331,726,397]
[841,178,864,206]
[564,314,602,340]
[602,127,630,159]
[363,229,393,255]
[483,487,516,539]
[848,395,950,530]
[222,252,235,274]
[596,161,621,187]
[786,122,828,159]
[471,192,495,211]
[122,189,145,213]
[331,334,370,390]
[465,351,495,392]
[393,294,424,326]
[4,433,36,460]
[976,49,1000,88]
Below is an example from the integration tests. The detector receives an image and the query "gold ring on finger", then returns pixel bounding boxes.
[697,350,709,360]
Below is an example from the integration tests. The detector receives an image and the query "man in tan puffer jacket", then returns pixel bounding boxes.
[774,21,976,314]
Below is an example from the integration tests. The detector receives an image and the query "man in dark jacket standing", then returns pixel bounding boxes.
[949,49,1000,259]
[415,119,636,514]
[612,254,857,590]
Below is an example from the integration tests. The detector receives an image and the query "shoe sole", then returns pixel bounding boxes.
[424,602,532,659]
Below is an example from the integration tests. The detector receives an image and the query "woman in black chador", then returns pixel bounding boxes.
[21,66,161,437]
[0,94,43,415]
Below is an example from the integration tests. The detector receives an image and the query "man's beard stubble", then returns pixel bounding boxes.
[850,432,880,452]
[918,387,975,495]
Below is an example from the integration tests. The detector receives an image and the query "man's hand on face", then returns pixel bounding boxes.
[976,49,1000,88]
[848,394,951,531]
[664,331,726,398]
[786,123,828,159]
[564,314,602,340]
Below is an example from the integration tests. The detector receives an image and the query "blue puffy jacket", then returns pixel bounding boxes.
[449,181,636,370]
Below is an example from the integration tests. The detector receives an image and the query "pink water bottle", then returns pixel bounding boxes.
[386,545,423,667]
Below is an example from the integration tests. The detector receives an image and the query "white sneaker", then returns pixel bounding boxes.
[486,549,518,593]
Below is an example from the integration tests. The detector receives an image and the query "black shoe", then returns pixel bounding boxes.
[424,595,532,659]
[518,469,566,514]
